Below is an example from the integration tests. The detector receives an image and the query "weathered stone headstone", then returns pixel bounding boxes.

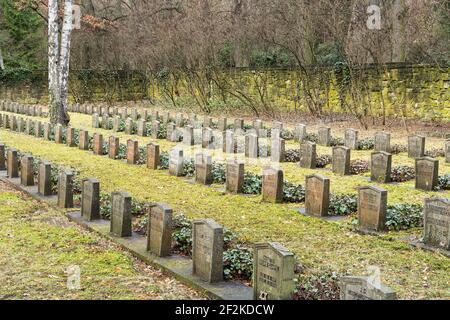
[234,118,244,131]
[152,120,160,139]
[422,198,450,251]
[137,119,147,137]
[246,134,259,158]
[299,142,316,169]
[357,186,387,233]
[147,143,160,170]
[81,178,100,221]
[339,276,397,300]
[78,130,89,150]
[7,149,19,178]
[108,136,119,159]
[17,117,24,132]
[102,115,110,130]
[127,140,139,164]
[147,204,173,257]
[43,123,52,141]
[203,116,212,128]
[192,219,223,283]
[295,124,307,143]
[445,140,450,163]
[370,152,392,183]
[202,128,214,149]
[271,138,285,162]
[305,174,330,217]
[224,130,235,153]
[332,146,351,175]
[345,129,359,150]
[92,113,100,128]
[318,127,331,146]
[54,125,63,144]
[226,161,244,193]
[175,113,184,126]
[9,116,16,131]
[93,134,104,155]
[218,117,227,132]
[374,132,391,153]
[166,123,176,141]
[130,108,138,121]
[34,121,42,138]
[38,161,52,196]
[66,127,76,147]
[113,116,120,132]
[415,157,439,191]
[183,125,194,146]
[20,155,34,186]
[125,118,133,134]
[253,242,295,300]
[57,171,74,208]
[195,153,213,185]
[169,148,184,177]
[272,121,283,131]
[253,119,263,137]
[121,108,128,120]
[110,192,132,237]
[0,144,6,170]
[408,135,426,158]
[262,168,284,203]
[25,119,31,135]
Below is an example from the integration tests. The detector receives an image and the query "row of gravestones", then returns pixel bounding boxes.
[0,100,44,118]
[0,144,412,300]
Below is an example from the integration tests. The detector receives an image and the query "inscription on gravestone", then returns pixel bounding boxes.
[81,178,100,221]
[262,168,284,203]
[253,242,295,300]
[371,152,392,183]
[423,198,450,251]
[192,219,224,283]
[415,157,439,191]
[147,204,173,257]
[110,192,132,237]
[305,174,330,217]
[357,186,387,233]
[226,161,244,193]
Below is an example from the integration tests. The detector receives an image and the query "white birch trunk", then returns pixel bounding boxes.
[48,0,61,124]
[0,46,4,70]
[59,0,73,124]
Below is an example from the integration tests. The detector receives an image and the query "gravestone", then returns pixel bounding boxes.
[305,174,330,217]
[108,136,119,159]
[127,140,139,164]
[147,143,160,170]
[57,171,74,208]
[357,186,388,233]
[218,117,227,132]
[34,121,41,137]
[445,140,450,163]
[147,204,173,257]
[247,134,259,158]
[226,161,244,193]
[137,119,147,137]
[234,118,244,131]
[374,132,391,153]
[110,192,132,237]
[271,138,285,162]
[203,116,213,128]
[166,123,175,141]
[121,108,128,119]
[130,108,138,121]
[20,155,34,186]
[25,119,31,135]
[9,116,16,131]
[66,127,76,147]
[299,142,316,169]
[423,198,450,251]
[253,242,295,300]
[54,125,63,144]
[224,130,235,153]
[332,146,351,175]
[113,116,120,132]
[92,114,100,128]
[415,157,439,191]
[93,134,104,155]
[102,115,110,130]
[339,276,397,300]
[295,124,307,143]
[7,149,19,178]
[38,161,52,196]
[192,219,223,283]
[162,112,170,123]
[318,127,331,146]
[370,152,392,183]
[253,119,263,137]
[3,114,8,128]
[202,128,214,149]
[175,113,184,126]
[17,118,24,132]
[81,178,100,221]
[408,135,426,158]
[195,153,213,185]
[43,123,52,141]
[152,120,160,139]
[272,121,283,131]
[345,129,359,150]
[125,118,133,134]
[0,144,6,170]
[183,125,194,146]
[169,148,184,177]
[79,130,89,150]
[262,168,284,203]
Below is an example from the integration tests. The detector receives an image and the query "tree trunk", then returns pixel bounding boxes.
[0,46,4,70]
[59,0,73,125]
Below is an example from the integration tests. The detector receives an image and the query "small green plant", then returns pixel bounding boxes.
[357,138,375,150]
[350,160,370,175]
[242,172,262,194]
[316,155,332,168]
[285,149,301,163]
[436,174,450,190]
[283,182,305,203]
[223,246,253,281]
[386,204,423,231]
[328,194,357,216]
[294,272,340,300]
[391,165,415,182]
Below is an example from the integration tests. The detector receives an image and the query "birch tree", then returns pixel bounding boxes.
[0,46,4,70]
[48,0,73,125]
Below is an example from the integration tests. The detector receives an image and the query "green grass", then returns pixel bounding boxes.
[0,189,203,300]
[0,128,449,299]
